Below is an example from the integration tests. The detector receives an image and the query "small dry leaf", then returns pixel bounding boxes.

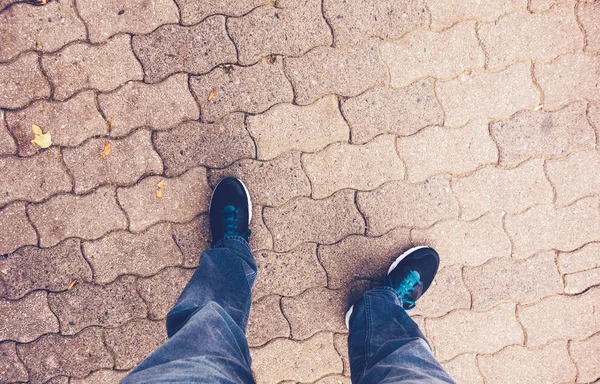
[67,280,77,290]
[208,88,217,102]
[156,179,165,198]
[106,117,115,134]
[31,124,52,148]
[533,105,544,111]
[36,0,47,5]
[100,141,111,158]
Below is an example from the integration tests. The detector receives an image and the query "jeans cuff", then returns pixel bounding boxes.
[214,236,252,254]
[366,286,404,304]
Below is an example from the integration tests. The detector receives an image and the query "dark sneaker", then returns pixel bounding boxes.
[209,177,252,244]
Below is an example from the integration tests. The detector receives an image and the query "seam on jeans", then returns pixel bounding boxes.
[365,292,373,369]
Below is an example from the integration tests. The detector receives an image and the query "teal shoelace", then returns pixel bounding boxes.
[222,205,251,240]
[388,270,421,309]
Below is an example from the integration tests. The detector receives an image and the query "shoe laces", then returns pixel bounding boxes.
[388,270,421,309]
[222,205,251,240]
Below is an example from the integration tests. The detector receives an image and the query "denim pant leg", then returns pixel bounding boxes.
[348,287,455,384]
[122,237,257,384]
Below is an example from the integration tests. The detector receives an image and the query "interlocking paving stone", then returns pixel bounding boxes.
[284,39,388,105]
[250,332,343,384]
[380,21,485,88]
[558,243,600,275]
[505,197,600,259]
[0,238,92,300]
[426,303,524,361]
[78,0,179,43]
[104,319,167,370]
[0,111,16,155]
[136,267,194,320]
[578,1,600,52]
[249,206,274,252]
[303,135,405,199]
[547,149,600,206]
[564,268,600,295]
[208,151,311,206]
[491,102,595,167]
[98,74,199,138]
[253,243,327,300]
[132,16,236,83]
[174,0,264,26]
[478,2,582,70]
[412,212,510,268]
[426,0,528,30]
[463,251,563,310]
[529,0,562,11]
[190,59,294,122]
[247,295,290,347]
[28,185,127,248]
[357,176,459,236]
[0,0,86,61]
[0,202,37,255]
[117,167,211,232]
[0,341,28,383]
[247,95,349,160]
[0,52,50,109]
[42,35,144,101]
[63,130,163,194]
[569,333,600,383]
[436,61,539,127]
[172,215,210,268]
[478,340,576,384]
[412,265,471,318]
[5,91,106,156]
[452,159,553,220]
[16,327,112,384]
[0,291,58,343]
[228,0,332,65]
[333,333,349,375]
[0,148,72,206]
[518,288,599,346]
[341,80,444,144]
[323,0,428,47]
[264,190,365,251]
[441,354,483,384]
[397,119,498,182]
[47,275,147,335]
[69,369,128,384]
[315,375,351,384]
[155,114,255,176]
[534,53,600,110]
[82,224,182,284]
[591,102,600,147]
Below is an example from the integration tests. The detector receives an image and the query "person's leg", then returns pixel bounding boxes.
[346,247,455,384]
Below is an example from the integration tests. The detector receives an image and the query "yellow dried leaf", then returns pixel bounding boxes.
[31,124,52,148]
[67,280,77,290]
[156,180,164,198]
[208,88,217,101]
[36,0,47,5]
[100,141,111,158]
[106,117,115,134]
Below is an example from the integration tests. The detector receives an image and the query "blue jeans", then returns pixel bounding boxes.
[123,238,455,383]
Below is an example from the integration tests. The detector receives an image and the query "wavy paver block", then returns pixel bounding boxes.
[564,268,600,294]
[333,333,349,375]
[436,61,539,127]
[248,206,274,252]
[16,328,112,384]
[117,167,211,232]
[397,118,498,182]
[63,130,163,194]
[426,303,523,361]
[253,243,327,299]
[558,243,600,275]
[442,354,483,384]
[478,341,576,384]
[228,0,332,65]
[264,190,365,251]
[284,39,388,105]
[0,342,28,383]
[174,0,264,25]
[578,1,600,52]
[190,59,294,122]
[0,111,16,155]
[412,265,471,318]
[104,319,167,370]
[323,0,428,47]
[208,151,311,207]
[505,197,600,259]
[98,74,199,138]
[247,95,349,160]
[82,223,182,284]
[529,0,562,11]
[247,295,290,347]
[569,333,600,383]
[0,202,37,255]
[5,91,106,157]
[0,0,86,61]
[0,291,58,343]
[172,215,211,267]
[426,0,527,30]
[0,238,92,299]
[381,21,485,88]
[452,159,553,220]
[28,185,128,247]
[250,332,343,384]
[132,16,236,83]
[137,267,194,320]
[546,149,600,206]
[0,148,72,206]
[78,0,179,43]
[518,288,600,346]
[70,369,127,384]
[357,177,459,236]
[478,2,582,69]
[534,53,600,109]
[0,52,50,109]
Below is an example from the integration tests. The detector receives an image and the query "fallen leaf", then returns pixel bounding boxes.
[106,117,115,134]
[31,124,52,148]
[156,179,164,198]
[533,105,543,111]
[100,141,111,158]
[36,0,47,4]
[67,280,77,290]
[208,88,217,101]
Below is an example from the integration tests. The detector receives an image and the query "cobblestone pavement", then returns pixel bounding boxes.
[1,0,599,383]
